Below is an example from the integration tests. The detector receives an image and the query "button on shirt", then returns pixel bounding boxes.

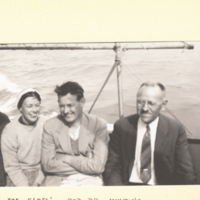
[129,117,159,185]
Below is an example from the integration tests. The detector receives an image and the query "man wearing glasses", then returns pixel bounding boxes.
[103,81,196,185]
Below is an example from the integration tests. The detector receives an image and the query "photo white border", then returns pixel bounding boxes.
[0,0,200,199]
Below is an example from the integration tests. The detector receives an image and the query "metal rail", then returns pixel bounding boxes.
[0,43,194,50]
[0,42,194,135]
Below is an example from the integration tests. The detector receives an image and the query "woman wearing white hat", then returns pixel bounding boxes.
[1,88,47,186]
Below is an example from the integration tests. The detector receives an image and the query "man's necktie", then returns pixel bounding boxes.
[140,125,151,184]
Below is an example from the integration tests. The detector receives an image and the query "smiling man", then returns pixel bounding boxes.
[42,81,109,186]
[103,81,196,185]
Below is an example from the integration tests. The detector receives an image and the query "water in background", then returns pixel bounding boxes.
[0,42,200,138]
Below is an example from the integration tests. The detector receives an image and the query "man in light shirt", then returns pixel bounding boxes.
[42,81,109,186]
[103,81,196,185]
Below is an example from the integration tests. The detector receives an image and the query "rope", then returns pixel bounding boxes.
[5,44,11,50]
[23,43,32,50]
[140,44,147,50]
[43,44,52,50]
[181,41,187,53]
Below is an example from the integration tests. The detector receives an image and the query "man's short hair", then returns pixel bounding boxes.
[54,81,84,101]
[139,81,166,92]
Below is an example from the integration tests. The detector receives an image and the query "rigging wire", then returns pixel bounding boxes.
[165,107,193,136]
[88,60,119,114]
[0,42,193,135]
[122,62,143,85]
[122,61,193,136]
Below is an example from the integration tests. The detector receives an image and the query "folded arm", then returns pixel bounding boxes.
[63,126,109,175]
[42,124,79,176]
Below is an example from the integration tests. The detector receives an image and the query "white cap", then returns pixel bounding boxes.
[16,88,40,109]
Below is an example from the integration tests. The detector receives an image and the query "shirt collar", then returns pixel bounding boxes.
[138,116,159,131]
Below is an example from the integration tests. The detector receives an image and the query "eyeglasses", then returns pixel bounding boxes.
[137,100,160,108]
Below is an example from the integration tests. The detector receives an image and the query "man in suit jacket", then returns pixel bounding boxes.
[103,81,196,185]
[42,82,109,186]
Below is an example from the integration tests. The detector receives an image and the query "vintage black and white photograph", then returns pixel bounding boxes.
[0,42,199,187]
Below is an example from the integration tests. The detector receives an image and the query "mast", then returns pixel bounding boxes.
[0,42,194,120]
[114,43,124,118]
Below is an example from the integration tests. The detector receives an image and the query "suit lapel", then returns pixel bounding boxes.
[57,114,92,155]
[57,116,73,154]
[154,114,169,158]
[124,114,169,180]
[78,114,91,154]
[125,115,139,177]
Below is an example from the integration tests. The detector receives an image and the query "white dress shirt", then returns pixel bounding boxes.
[69,126,80,140]
[129,117,159,185]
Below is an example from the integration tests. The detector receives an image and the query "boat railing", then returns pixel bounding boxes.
[1,42,200,183]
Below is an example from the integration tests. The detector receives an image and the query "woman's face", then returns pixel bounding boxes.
[19,97,41,125]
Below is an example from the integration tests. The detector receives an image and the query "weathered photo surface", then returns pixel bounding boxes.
[0,42,199,187]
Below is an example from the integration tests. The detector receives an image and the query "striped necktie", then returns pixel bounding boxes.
[140,125,151,184]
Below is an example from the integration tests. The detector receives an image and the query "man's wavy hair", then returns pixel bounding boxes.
[54,81,84,101]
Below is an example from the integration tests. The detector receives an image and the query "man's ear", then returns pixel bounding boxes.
[19,107,22,113]
[161,100,168,111]
[57,96,61,103]
[80,97,86,106]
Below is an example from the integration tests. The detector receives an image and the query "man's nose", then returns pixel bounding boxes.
[32,106,37,112]
[64,106,70,113]
[142,102,149,111]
